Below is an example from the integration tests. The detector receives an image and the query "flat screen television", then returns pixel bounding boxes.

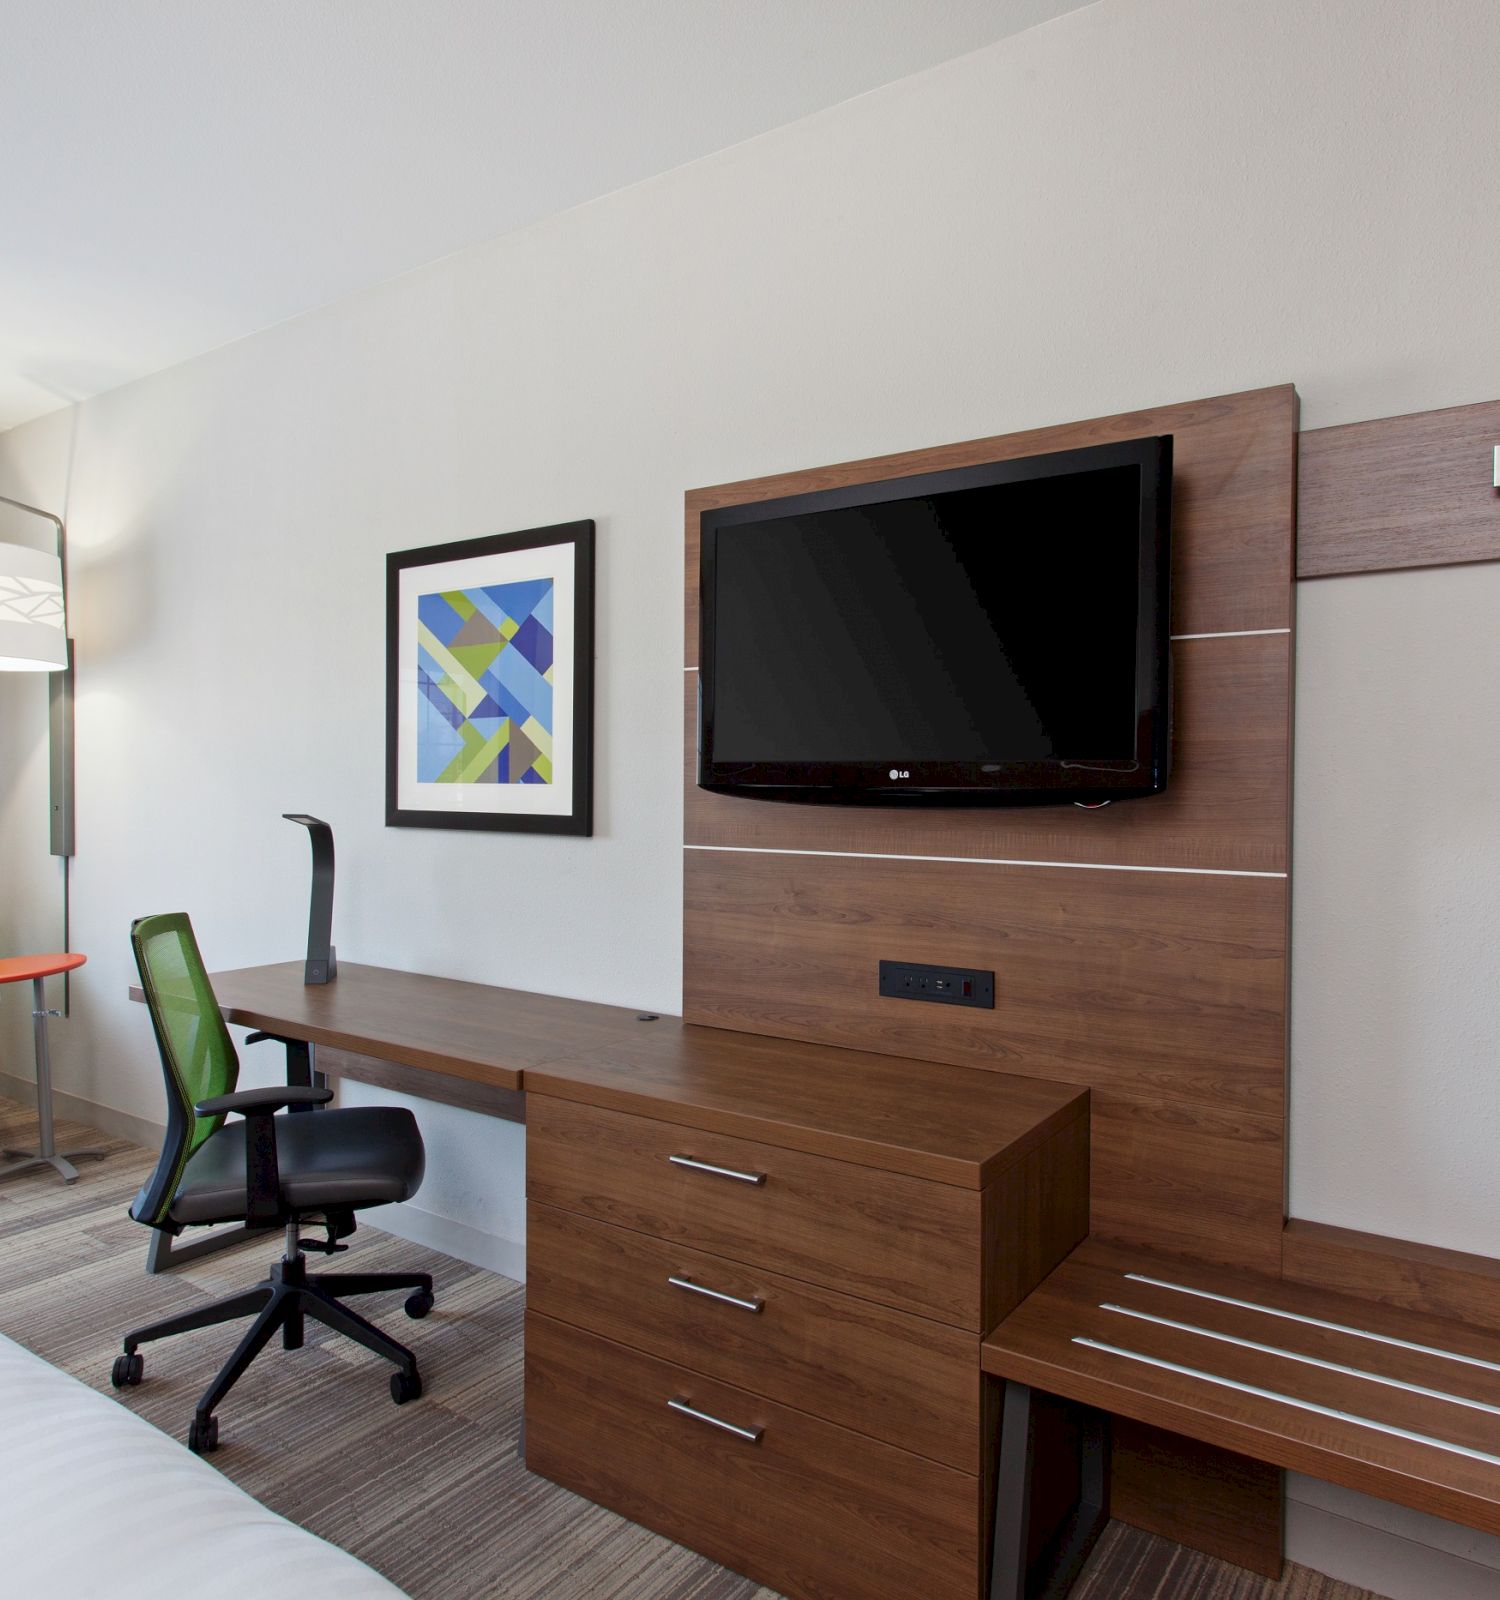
[697,434,1172,807]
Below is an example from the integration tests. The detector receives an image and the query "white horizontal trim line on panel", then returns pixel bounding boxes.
[1170,628,1292,641]
[1072,1337,1500,1472]
[683,844,1287,880]
[1098,1303,1500,1419]
[1124,1275,1500,1375]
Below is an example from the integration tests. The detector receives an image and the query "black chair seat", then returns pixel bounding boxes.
[170,1106,425,1226]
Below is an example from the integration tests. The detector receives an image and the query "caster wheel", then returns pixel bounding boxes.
[187,1415,219,1454]
[404,1290,434,1320]
[111,1352,144,1389]
[390,1370,423,1405]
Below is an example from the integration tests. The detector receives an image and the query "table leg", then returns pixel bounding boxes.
[989,1382,1111,1600]
[0,976,109,1185]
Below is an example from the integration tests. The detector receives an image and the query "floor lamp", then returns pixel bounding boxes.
[0,495,100,1182]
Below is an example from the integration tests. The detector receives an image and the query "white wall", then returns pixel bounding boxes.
[4,1,1500,1590]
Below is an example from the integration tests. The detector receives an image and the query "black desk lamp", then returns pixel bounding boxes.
[283,814,337,984]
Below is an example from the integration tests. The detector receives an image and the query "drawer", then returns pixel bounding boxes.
[526,1095,983,1326]
[525,1310,980,1600]
[527,1200,980,1471]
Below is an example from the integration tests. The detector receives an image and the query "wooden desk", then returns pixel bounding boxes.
[132,959,1091,1600]
[131,959,661,1124]
[200,959,656,1091]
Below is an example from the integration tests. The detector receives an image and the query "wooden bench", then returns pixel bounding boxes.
[981,1238,1500,1598]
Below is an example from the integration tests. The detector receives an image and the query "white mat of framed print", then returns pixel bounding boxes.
[385,520,594,835]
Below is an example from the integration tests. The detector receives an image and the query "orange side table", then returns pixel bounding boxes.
[0,952,107,1184]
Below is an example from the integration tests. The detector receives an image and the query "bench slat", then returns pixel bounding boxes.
[982,1240,1500,1536]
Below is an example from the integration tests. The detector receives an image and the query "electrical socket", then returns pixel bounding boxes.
[878,959,995,1009]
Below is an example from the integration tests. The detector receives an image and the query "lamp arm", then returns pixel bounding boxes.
[0,492,65,570]
[0,492,63,534]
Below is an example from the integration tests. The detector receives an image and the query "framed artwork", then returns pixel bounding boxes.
[386,520,594,835]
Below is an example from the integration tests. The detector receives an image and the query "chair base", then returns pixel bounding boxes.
[145,1220,279,1274]
[0,1146,108,1184]
[118,1246,433,1451]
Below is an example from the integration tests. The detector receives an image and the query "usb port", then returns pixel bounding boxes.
[878,960,995,1010]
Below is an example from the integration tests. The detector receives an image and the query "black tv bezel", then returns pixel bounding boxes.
[696,434,1173,807]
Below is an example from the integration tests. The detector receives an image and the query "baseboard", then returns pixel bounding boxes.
[0,1069,165,1153]
[1287,1479,1500,1599]
[362,1202,525,1285]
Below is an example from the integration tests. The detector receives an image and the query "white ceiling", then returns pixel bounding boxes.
[0,1,1094,433]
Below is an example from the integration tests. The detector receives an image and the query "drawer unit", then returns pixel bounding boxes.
[527,1199,981,1471]
[523,1066,1088,1600]
[527,1094,985,1327]
[525,1310,982,1600]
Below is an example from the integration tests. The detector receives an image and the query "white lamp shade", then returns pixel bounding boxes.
[0,539,67,670]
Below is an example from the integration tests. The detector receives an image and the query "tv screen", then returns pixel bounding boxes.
[697,435,1171,806]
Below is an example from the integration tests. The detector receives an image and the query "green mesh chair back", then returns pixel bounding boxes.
[130,912,240,1227]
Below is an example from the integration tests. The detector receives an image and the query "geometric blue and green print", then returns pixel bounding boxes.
[416,580,555,784]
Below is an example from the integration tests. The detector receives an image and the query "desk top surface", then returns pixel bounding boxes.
[137,959,1086,1189]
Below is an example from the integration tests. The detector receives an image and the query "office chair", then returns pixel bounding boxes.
[114,911,434,1453]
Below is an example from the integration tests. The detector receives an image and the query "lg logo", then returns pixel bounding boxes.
[889,768,910,780]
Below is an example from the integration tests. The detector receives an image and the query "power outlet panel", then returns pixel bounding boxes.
[878,960,995,1009]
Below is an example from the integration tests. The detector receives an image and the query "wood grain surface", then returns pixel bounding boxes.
[1298,398,1500,578]
[683,849,1289,1118]
[523,1020,1087,1189]
[1088,1094,1285,1275]
[526,1200,981,1472]
[1283,1219,1500,1334]
[138,963,1086,1191]
[526,1310,984,1600]
[982,1240,1500,1538]
[1109,1419,1284,1580]
[685,384,1297,656]
[195,961,656,1091]
[318,1045,527,1123]
[981,1111,1091,1329]
[526,1095,989,1328]
[685,632,1293,875]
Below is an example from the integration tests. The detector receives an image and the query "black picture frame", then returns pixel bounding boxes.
[385,520,594,835]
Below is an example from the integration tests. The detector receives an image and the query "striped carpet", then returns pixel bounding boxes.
[0,1095,1388,1600]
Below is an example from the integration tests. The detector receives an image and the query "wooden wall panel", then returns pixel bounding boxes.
[683,385,1297,1568]
[1298,398,1500,578]
[684,850,1286,1118]
[1088,1096,1284,1275]
[686,384,1298,657]
[686,633,1292,875]
[684,849,1286,1272]
[1109,1419,1284,1580]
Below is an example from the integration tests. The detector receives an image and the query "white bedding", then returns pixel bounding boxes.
[0,1330,407,1598]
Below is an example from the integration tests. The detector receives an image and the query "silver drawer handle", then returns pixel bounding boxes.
[667,1396,764,1443]
[668,1274,765,1314]
[668,1154,765,1185]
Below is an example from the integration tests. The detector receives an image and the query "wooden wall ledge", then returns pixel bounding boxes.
[1298,398,1500,579]
[1284,1219,1500,1335]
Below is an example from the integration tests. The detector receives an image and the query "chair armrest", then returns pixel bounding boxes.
[192,1085,332,1225]
[194,1085,333,1118]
